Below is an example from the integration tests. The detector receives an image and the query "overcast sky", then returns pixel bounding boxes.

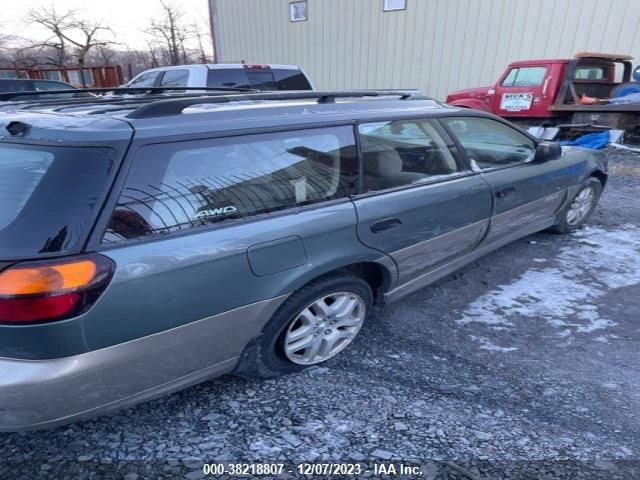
[2,0,212,50]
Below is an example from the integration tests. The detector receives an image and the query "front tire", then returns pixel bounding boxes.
[549,177,602,234]
[235,272,373,379]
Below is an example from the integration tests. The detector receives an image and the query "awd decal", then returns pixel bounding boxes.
[194,205,238,219]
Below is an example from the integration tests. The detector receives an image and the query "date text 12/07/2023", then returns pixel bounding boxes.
[298,463,424,476]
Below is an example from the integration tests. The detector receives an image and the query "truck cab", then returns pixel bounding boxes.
[446,53,632,124]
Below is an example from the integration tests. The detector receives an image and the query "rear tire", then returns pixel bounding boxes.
[235,272,373,379]
[548,177,602,234]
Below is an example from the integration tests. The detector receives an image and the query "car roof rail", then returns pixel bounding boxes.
[0,86,256,102]
[126,90,429,119]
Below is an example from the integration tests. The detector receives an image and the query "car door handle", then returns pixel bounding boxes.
[370,218,402,233]
[496,187,516,198]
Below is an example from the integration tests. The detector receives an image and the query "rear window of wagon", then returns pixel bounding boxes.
[0,144,115,260]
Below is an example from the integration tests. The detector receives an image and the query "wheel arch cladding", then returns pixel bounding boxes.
[589,170,607,188]
[341,261,391,302]
[291,261,393,303]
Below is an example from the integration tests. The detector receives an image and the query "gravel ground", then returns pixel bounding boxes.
[1,148,639,479]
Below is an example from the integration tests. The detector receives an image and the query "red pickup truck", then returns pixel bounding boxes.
[446,52,640,132]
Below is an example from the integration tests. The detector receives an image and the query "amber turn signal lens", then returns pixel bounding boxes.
[0,260,98,296]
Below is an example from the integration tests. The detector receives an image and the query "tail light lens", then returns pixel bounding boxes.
[244,64,270,69]
[0,254,115,324]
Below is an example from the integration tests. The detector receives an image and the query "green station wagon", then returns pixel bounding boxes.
[0,89,607,430]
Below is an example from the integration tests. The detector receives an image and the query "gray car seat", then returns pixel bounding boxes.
[364,149,428,191]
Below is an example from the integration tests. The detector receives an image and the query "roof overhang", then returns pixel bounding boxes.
[574,51,634,61]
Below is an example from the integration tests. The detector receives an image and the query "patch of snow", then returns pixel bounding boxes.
[570,225,640,289]
[571,309,617,333]
[470,336,518,352]
[620,446,634,456]
[458,225,640,345]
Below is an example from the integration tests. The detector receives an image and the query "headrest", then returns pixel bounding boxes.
[364,149,403,176]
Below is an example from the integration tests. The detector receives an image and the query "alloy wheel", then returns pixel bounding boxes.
[566,186,595,226]
[283,292,366,365]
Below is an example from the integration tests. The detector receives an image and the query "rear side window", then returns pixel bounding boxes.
[0,148,53,230]
[0,144,114,259]
[160,69,189,87]
[104,127,358,243]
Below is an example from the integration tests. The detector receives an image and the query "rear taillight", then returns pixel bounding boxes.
[0,254,115,324]
[244,64,270,69]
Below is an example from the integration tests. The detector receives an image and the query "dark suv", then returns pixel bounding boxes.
[0,90,607,430]
[0,78,90,101]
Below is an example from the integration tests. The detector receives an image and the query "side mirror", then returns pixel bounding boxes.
[533,141,562,163]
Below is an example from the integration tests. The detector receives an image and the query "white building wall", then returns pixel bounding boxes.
[213,0,640,100]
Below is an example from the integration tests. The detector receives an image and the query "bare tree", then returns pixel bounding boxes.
[91,45,118,66]
[193,22,211,64]
[27,8,74,66]
[27,6,114,84]
[147,1,193,66]
[69,20,114,69]
[0,30,11,50]
[12,47,41,69]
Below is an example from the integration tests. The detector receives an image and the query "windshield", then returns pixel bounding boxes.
[0,144,114,260]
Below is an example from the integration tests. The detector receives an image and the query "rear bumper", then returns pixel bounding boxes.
[0,353,238,431]
[0,295,287,431]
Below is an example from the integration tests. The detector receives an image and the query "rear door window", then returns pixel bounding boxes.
[104,127,358,242]
[159,69,189,87]
[0,144,115,259]
[358,119,461,192]
[128,71,161,87]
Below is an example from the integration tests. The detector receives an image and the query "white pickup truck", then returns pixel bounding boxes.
[126,64,314,91]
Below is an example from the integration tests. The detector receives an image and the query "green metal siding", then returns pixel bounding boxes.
[213,0,640,99]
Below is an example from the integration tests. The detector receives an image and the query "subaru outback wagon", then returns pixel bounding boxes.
[0,89,606,430]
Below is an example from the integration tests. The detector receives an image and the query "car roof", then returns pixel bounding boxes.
[0,91,471,144]
[509,59,570,67]
[206,64,303,70]
[0,78,71,83]
[136,63,303,73]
